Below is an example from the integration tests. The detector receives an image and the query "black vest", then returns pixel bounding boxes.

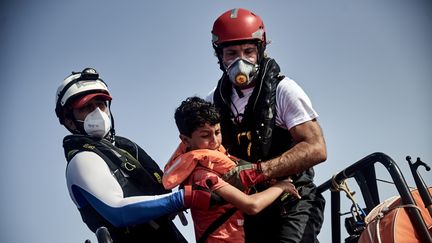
[63,135,187,243]
[213,58,314,185]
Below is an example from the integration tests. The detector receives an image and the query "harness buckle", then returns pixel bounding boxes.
[83,143,95,150]
[123,159,136,171]
[237,131,252,157]
[237,131,252,144]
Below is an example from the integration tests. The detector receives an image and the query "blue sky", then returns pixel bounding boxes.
[1,1,431,242]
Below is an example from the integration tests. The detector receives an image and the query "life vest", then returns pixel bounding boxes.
[63,134,187,243]
[213,58,314,186]
[358,187,432,243]
[164,143,245,243]
[163,142,237,190]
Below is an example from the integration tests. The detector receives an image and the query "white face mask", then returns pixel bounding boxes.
[83,107,111,138]
[226,58,259,87]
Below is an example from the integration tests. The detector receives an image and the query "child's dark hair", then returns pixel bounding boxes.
[175,96,221,137]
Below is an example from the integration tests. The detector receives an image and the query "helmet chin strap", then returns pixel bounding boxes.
[72,119,86,135]
[107,101,115,142]
[62,109,85,135]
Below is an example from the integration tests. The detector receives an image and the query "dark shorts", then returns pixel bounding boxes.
[244,183,325,243]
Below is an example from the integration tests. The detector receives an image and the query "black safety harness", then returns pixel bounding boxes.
[214,58,290,161]
[63,134,187,243]
[213,58,314,186]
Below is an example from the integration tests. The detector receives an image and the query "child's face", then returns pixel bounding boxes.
[182,123,222,151]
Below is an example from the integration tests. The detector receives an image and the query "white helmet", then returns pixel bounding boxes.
[55,68,112,125]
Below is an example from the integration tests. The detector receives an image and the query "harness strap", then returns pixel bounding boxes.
[79,140,163,231]
[64,135,166,195]
[185,167,234,243]
[98,139,162,188]
[66,144,124,182]
[197,207,238,243]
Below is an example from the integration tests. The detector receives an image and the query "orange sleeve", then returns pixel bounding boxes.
[190,168,229,191]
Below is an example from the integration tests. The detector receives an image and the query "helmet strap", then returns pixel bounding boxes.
[61,108,82,134]
[71,117,86,135]
[106,100,116,142]
[213,44,226,72]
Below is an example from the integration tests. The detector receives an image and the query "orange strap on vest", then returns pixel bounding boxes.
[163,143,237,189]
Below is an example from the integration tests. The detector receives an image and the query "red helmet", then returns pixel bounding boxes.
[212,8,266,49]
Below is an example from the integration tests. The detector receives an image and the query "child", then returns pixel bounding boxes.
[164,96,300,243]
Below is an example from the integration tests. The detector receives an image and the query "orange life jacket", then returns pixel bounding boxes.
[163,143,237,190]
[358,187,432,243]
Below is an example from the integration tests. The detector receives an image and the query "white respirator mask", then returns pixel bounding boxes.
[83,107,111,138]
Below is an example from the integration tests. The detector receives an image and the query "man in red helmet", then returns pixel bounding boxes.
[207,8,327,243]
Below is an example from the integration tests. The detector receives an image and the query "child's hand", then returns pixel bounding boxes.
[275,179,301,199]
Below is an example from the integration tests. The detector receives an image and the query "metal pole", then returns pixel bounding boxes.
[331,191,341,243]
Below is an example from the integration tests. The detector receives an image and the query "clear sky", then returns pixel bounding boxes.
[1,1,431,242]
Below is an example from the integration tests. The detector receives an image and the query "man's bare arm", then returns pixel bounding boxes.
[260,119,327,179]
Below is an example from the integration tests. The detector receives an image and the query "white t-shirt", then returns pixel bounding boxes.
[206,77,318,130]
